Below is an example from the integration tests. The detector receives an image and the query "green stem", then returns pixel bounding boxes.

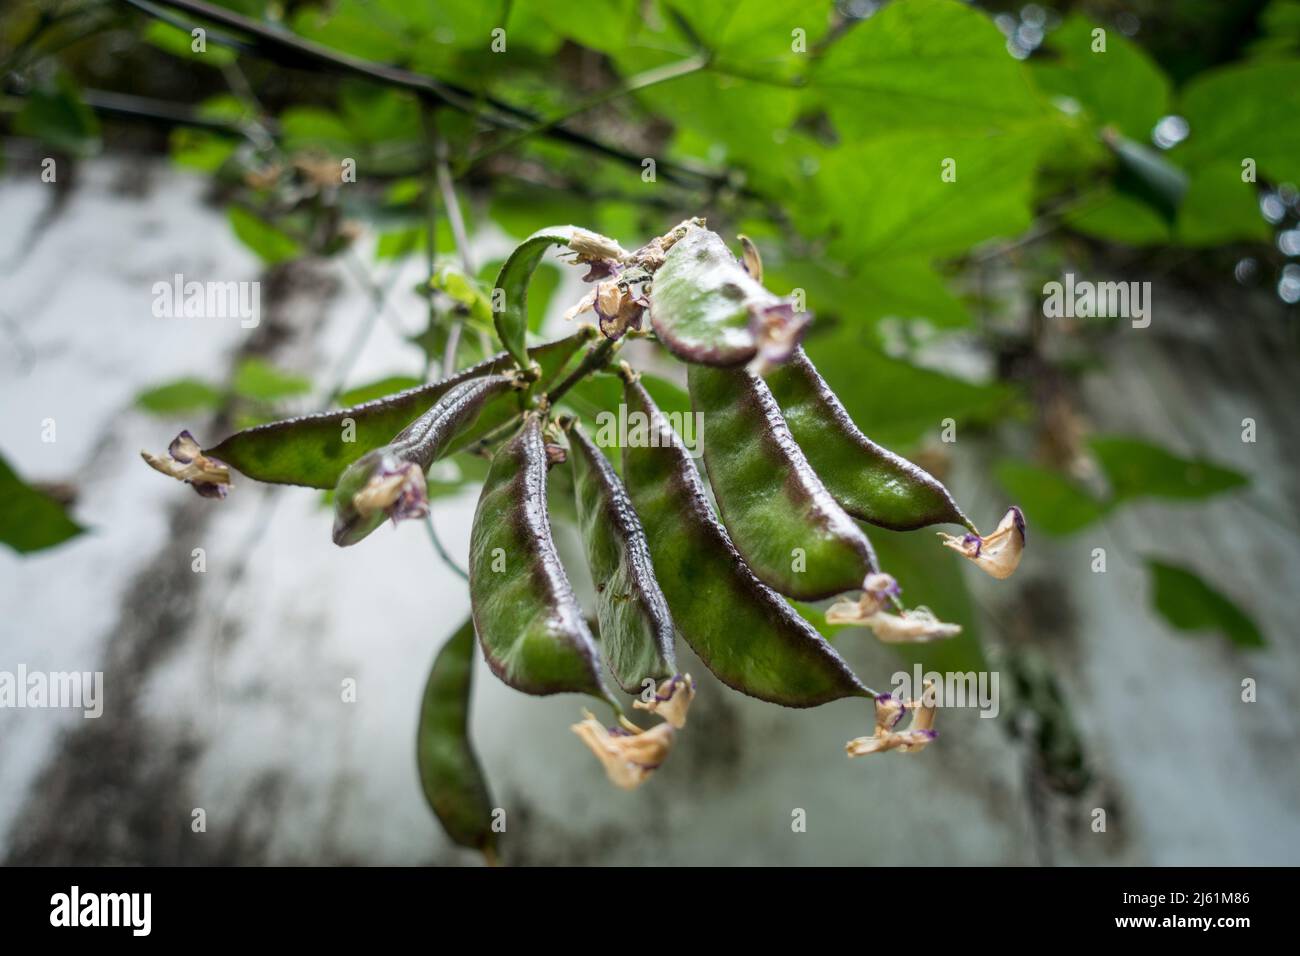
[545,338,619,407]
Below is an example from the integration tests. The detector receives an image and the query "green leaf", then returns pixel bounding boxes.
[1034,14,1171,142]
[1063,188,1172,246]
[143,20,236,66]
[14,72,100,156]
[227,207,302,266]
[135,379,225,415]
[1091,436,1249,502]
[1148,560,1266,648]
[1174,59,1300,184]
[417,619,497,856]
[168,128,238,173]
[1109,135,1188,225]
[995,461,1110,535]
[1176,162,1271,246]
[532,0,638,54]
[812,0,1043,139]
[336,375,423,406]
[0,453,85,554]
[769,256,972,331]
[803,330,1016,449]
[812,127,1047,261]
[232,359,312,403]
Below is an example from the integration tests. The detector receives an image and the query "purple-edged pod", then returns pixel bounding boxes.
[763,347,977,533]
[688,363,877,601]
[417,619,498,858]
[564,418,678,694]
[332,374,516,547]
[468,415,616,706]
[194,330,593,491]
[619,371,872,708]
[649,225,809,370]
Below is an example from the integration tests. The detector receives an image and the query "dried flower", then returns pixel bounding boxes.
[633,674,696,728]
[939,506,1025,579]
[140,430,231,499]
[332,450,428,546]
[846,691,939,758]
[568,228,629,263]
[826,574,961,643]
[572,711,675,790]
[747,301,811,374]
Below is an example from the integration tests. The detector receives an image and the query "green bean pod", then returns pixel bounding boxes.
[620,376,871,707]
[332,374,516,547]
[204,331,593,489]
[566,420,677,694]
[688,363,877,600]
[649,226,787,366]
[764,348,975,532]
[417,618,497,857]
[469,415,614,704]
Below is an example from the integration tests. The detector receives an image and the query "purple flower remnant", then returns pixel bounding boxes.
[747,300,812,373]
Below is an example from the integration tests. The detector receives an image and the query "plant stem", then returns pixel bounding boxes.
[424,514,468,581]
[123,0,734,190]
[545,338,619,407]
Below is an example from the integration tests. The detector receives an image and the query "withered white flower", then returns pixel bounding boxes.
[572,711,675,790]
[633,674,696,729]
[140,430,231,499]
[352,460,427,522]
[568,228,629,263]
[867,607,962,644]
[938,506,1025,580]
[846,692,939,758]
[826,574,961,643]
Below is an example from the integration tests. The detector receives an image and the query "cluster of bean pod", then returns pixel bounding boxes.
[142,220,1024,858]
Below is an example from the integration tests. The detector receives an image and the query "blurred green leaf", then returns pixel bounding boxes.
[1091,436,1249,502]
[1063,189,1172,246]
[1176,162,1271,246]
[995,460,1110,535]
[168,128,238,173]
[228,207,302,265]
[233,359,312,402]
[1034,14,1171,142]
[812,0,1043,139]
[1148,559,1266,648]
[1173,58,1300,184]
[336,375,423,406]
[143,20,235,66]
[0,453,84,554]
[135,379,224,415]
[14,72,100,156]
[803,330,1016,448]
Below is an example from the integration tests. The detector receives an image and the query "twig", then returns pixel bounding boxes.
[424,513,469,581]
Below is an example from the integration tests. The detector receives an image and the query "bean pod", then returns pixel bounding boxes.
[332,373,516,546]
[566,420,677,694]
[417,619,497,857]
[688,363,877,600]
[204,331,593,489]
[764,348,975,532]
[620,375,871,707]
[649,227,784,366]
[468,415,614,705]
